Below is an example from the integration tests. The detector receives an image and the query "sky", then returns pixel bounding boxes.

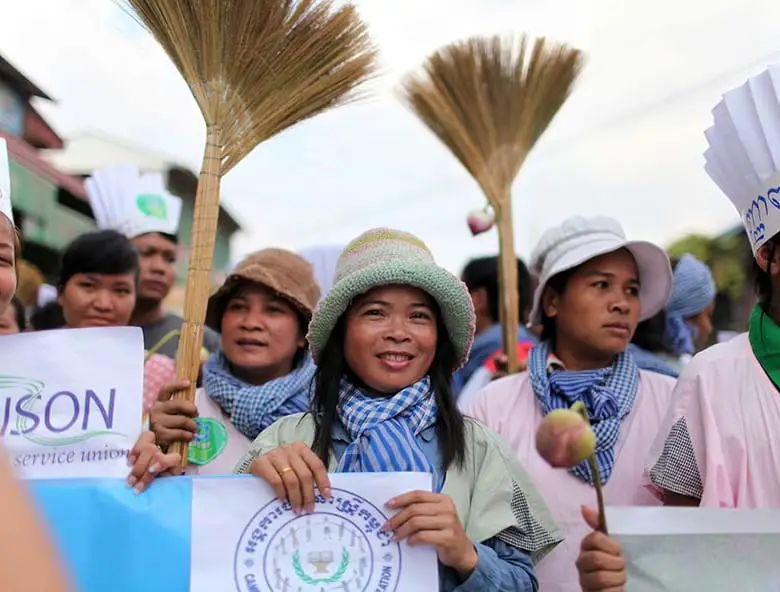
[2,0,780,273]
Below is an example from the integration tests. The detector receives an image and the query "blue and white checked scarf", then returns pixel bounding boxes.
[204,350,315,440]
[529,341,639,485]
[664,254,716,355]
[335,376,442,492]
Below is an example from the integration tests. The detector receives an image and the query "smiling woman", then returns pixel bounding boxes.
[230,228,562,592]
[55,230,176,421]
[129,228,562,592]
[343,285,438,393]
[146,248,321,477]
[465,216,678,591]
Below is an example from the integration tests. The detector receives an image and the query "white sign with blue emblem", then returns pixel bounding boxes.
[191,472,438,592]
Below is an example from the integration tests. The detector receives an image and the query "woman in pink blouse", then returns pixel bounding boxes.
[466,216,674,591]
[646,65,780,509]
[576,66,780,589]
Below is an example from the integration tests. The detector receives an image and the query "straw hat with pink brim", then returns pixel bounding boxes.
[527,216,673,326]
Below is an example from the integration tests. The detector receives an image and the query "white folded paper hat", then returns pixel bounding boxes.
[85,164,182,239]
[0,138,14,225]
[704,65,780,255]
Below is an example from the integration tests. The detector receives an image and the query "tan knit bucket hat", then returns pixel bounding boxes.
[206,248,321,331]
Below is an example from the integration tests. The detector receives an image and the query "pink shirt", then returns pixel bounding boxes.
[466,369,675,592]
[646,333,780,508]
[142,352,177,423]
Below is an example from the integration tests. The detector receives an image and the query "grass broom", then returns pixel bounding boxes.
[120,0,378,467]
[400,35,583,375]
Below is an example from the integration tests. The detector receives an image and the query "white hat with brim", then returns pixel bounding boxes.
[528,216,673,326]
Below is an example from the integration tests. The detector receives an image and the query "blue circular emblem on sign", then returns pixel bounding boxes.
[234,488,402,592]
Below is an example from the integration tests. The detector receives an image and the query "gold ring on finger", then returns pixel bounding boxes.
[279,466,293,474]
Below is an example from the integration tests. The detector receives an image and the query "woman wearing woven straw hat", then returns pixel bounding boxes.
[147,248,320,475]
[465,216,675,591]
[131,227,561,590]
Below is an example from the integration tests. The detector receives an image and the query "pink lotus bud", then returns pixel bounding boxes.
[536,408,596,468]
[466,207,494,236]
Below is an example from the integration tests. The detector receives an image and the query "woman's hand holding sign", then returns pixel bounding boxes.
[384,491,478,579]
[249,448,480,579]
[577,506,626,591]
[249,442,332,515]
[126,431,182,494]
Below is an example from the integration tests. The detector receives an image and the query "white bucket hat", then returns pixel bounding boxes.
[528,216,673,326]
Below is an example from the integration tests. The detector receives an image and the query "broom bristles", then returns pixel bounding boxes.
[399,34,583,204]
[120,0,378,173]
[400,34,583,378]
[117,0,377,468]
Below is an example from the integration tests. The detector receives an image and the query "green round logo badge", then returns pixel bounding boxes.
[136,193,168,220]
[188,417,228,466]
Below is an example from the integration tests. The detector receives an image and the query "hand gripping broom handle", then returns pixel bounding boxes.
[495,192,520,374]
[169,126,223,469]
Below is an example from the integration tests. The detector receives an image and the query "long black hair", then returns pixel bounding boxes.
[310,306,466,471]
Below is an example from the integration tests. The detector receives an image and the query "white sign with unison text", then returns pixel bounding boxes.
[0,326,144,479]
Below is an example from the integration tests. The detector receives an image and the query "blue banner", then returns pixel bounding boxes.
[31,477,198,592]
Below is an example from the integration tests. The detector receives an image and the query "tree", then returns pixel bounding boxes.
[667,227,748,301]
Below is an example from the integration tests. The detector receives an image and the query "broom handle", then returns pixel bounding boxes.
[170,125,223,469]
[572,402,609,534]
[496,193,520,374]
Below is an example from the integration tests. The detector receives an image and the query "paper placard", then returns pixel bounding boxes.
[0,327,144,479]
[191,472,439,592]
[607,507,780,591]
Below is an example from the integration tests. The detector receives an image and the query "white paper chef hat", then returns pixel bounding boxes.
[0,138,13,225]
[85,164,182,239]
[704,65,780,255]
